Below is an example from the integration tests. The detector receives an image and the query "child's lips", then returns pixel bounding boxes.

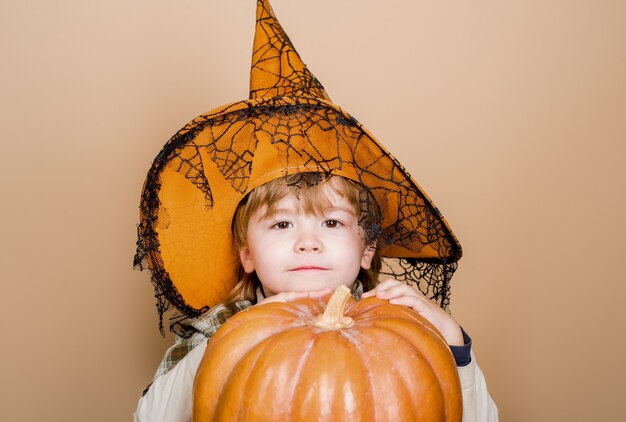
[289,265,329,271]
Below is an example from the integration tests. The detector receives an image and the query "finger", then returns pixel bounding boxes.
[375,284,417,300]
[362,279,402,298]
[388,294,431,309]
[363,281,398,298]
[388,295,422,309]
[361,290,374,298]
[376,279,403,291]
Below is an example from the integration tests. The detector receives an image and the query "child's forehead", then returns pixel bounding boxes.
[260,189,355,216]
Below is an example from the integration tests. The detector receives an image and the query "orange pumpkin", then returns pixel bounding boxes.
[193,286,462,421]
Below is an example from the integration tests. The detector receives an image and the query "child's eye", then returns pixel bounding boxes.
[272,221,292,229]
[323,219,342,228]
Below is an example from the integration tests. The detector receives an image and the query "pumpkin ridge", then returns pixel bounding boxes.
[212,332,270,419]
[207,305,311,351]
[367,317,452,360]
[383,322,446,407]
[346,296,387,315]
[254,299,326,322]
[347,325,447,420]
[286,298,326,320]
[195,316,294,418]
[334,328,380,420]
[283,328,317,404]
[241,327,317,420]
[366,319,461,421]
[365,315,447,345]
[352,300,447,345]
[213,326,316,419]
[197,307,318,419]
[291,329,370,420]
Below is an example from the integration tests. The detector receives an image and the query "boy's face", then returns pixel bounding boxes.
[239,188,375,296]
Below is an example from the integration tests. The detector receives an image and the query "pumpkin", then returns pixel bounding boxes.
[193,286,462,421]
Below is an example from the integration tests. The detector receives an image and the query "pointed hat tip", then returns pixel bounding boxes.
[249,0,330,101]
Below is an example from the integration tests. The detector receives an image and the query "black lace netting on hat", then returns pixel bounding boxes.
[134,97,461,334]
[134,0,461,335]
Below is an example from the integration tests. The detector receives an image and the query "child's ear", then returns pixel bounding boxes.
[239,246,255,273]
[360,242,376,270]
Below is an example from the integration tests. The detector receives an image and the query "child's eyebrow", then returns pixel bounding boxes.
[325,206,356,214]
[259,207,295,220]
[260,205,356,220]
[267,207,293,215]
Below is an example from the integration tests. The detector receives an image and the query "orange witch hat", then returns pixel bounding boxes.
[135,0,462,330]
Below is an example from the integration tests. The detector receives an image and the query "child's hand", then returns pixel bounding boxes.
[361,279,464,347]
[256,287,333,306]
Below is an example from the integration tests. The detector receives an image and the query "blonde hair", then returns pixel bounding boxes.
[225,173,381,307]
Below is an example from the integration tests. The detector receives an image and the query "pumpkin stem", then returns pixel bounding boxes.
[312,285,354,329]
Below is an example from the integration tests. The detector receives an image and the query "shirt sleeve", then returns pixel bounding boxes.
[134,339,208,422]
[458,352,499,422]
[449,327,472,367]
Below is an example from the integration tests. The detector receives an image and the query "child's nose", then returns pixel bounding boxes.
[294,228,322,253]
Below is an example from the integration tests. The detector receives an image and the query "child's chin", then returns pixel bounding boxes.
[294,278,350,292]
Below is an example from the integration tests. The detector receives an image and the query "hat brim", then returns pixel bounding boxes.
[136,95,461,317]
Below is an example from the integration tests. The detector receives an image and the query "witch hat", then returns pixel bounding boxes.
[135,0,462,329]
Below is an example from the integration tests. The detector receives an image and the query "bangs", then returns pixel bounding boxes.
[264,175,361,219]
[232,174,363,248]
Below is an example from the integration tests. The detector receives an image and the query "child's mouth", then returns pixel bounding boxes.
[290,266,328,271]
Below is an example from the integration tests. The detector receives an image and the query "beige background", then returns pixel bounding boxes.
[1,0,624,420]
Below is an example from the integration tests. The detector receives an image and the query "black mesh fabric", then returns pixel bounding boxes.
[134,97,461,334]
[134,0,462,334]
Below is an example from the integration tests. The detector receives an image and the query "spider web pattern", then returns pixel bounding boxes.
[135,0,461,332]
[135,96,461,332]
[380,258,458,310]
[134,127,214,332]
[250,0,330,100]
[197,97,459,260]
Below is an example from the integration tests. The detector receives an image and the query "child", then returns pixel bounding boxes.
[134,1,497,420]
[135,173,496,421]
